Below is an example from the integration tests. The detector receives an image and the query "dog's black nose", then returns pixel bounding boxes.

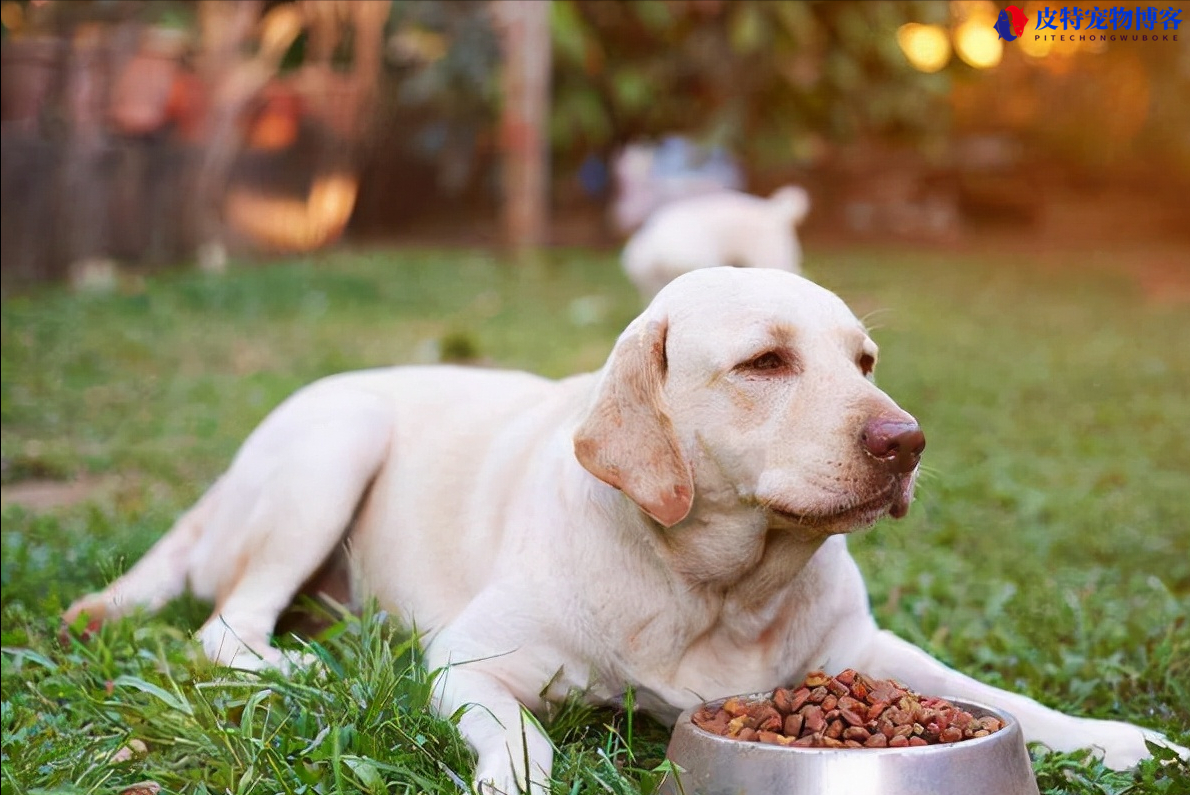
[861,418,925,474]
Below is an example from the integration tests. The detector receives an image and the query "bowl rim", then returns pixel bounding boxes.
[677,693,1022,757]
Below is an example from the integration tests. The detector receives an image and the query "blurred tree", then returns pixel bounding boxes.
[347,0,502,234]
[491,0,551,252]
[548,0,953,175]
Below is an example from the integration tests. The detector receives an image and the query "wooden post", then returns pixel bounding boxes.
[191,0,264,272]
[491,0,551,254]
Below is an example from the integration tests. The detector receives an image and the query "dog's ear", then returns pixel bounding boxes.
[770,185,810,225]
[574,317,694,527]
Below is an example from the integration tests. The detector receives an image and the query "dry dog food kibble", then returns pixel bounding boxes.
[691,669,1005,748]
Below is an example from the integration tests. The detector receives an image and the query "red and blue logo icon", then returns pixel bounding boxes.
[995,5,1029,40]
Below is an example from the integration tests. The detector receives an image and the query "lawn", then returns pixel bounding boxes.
[2,245,1188,794]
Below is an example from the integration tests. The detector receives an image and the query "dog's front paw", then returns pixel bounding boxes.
[473,773,531,795]
[277,648,324,676]
[60,593,110,642]
[473,762,549,795]
[475,774,517,795]
[1129,727,1189,768]
[1087,721,1187,770]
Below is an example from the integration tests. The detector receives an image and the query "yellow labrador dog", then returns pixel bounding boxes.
[66,268,1178,793]
[622,185,810,301]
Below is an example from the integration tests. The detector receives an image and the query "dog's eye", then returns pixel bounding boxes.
[737,351,791,374]
[859,353,876,376]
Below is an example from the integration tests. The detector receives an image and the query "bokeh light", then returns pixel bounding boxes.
[954,19,1003,69]
[0,1,23,33]
[950,0,1000,24]
[1018,33,1055,59]
[896,23,952,73]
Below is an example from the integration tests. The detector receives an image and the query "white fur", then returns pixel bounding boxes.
[66,268,1183,794]
[622,186,811,301]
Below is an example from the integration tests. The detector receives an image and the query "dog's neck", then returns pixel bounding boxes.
[658,501,827,598]
[575,444,830,644]
[628,492,837,657]
[579,473,840,689]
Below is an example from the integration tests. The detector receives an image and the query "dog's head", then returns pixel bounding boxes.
[574,267,923,536]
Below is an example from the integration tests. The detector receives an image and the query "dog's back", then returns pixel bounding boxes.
[622,187,810,300]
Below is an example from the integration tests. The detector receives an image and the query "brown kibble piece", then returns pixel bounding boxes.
[979,716,1004,733]
[118,783,162,795]
[700,714,729,735]
[750,704,783,732]
[940,726,963,744]
[803,705,826,733]
[837,695,862,712]
[869,680,902,705]
[722,698,749,717]
[840,707,867,727]
[843,726,871,742]
[827,677,850,698]
[804,670,830,687]
[758,730,792,746]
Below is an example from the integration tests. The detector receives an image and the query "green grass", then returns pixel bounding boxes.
[3,246,1188,794]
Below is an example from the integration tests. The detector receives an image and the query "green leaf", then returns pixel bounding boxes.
[1145,738,1181,762]
[113,674,194,716]
[1,647,58,672]
[342,755,385,794]
[239,685,274,738]
[549,1,589,67]
[611,69,651,114]
[729,4,768,54]
[631,1,673,34]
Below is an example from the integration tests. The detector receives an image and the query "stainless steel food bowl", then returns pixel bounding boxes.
[657,696,1039,795]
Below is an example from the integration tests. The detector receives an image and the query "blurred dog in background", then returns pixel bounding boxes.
[622,185,810,301]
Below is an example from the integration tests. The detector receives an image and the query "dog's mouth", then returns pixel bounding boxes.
[764,476,915,532]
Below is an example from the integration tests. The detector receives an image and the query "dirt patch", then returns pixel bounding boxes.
[1133,258,1190,306]
[2,475,122,511]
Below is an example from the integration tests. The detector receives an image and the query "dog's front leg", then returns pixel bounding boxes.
[855,629,1186,770]
[431,664,553,795]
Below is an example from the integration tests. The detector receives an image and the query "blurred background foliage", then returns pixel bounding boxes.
[353,0,1188,191]
[548,1,955,172]
[2,0,1188,284]
[6,0,1186,180]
